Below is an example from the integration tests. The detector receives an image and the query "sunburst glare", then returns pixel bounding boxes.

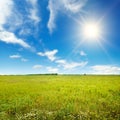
[83,22,100,39]
[81,21,102,41]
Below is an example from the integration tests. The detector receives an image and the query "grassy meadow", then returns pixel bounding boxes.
[0,75,120,120]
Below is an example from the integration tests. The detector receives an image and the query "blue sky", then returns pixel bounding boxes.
[0,0,120,74]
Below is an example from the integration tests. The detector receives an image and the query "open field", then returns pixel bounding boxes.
[0,75,120,120]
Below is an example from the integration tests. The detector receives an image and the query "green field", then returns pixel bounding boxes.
[0,75,120,120]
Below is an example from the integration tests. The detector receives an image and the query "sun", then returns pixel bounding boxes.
[82,22,101,40]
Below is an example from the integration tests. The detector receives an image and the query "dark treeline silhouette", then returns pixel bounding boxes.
[26,73,58,76]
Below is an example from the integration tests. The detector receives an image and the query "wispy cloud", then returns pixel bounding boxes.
[47,67,59,73]
[47,0,58,34]
[56,59,88,70]
[9,54,28,62]
[63,0,86,13]
[47,0,87,33]
[56,59,66,64]
[26,0,40,24]
[80,50,87,56]
[0,30,30,48]
[37,49,58,61]
[0,0,13,25]
[33,65,42,69]
[19,29,31,36]
[0,0,31,48]
[9,54,21,59]
[21,58,28,62]
[91,65,120,74]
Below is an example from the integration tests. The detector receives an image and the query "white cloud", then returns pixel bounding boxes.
[62,0,86,13]
[63,61,88,69]
[56,59,88,70]
[21,58,28,62]
[29,8,40,24]
[27,0,40,24]
[27,0,37,5]
[47,0,87,33]
[33,65,42,69]
[91,65,120,74]
[0,0,13,25]
[19,29,31,36]
[0,0,22,29]
[56,59,66,64]
[37,49,58,61]
[9,55,29,62]
[47,0,58,33]
[0,30,30,48]
[47,67,59,73]
[80,50,87,56]
[9,54,21,59]
[0,0,30,48]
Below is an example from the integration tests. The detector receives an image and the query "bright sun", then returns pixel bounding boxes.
[82,22,101,40]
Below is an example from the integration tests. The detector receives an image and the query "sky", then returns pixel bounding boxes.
[0,0,120,75]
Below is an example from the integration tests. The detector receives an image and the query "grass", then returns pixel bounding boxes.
[0,75,120,120]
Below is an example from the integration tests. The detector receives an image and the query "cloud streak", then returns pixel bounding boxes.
[9,54,21,59]
[37,49,58,61]
[33,65,42,69]
[56,59,88,70]
[27,0,40,24]
[21,58,28,62]
[47,0,87,33]
[47,67,59,73]
[91,65,120,74]
[9,54,28,62]
[0,30,30,48]
[0,0,31,48]
[0,0,13,25]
